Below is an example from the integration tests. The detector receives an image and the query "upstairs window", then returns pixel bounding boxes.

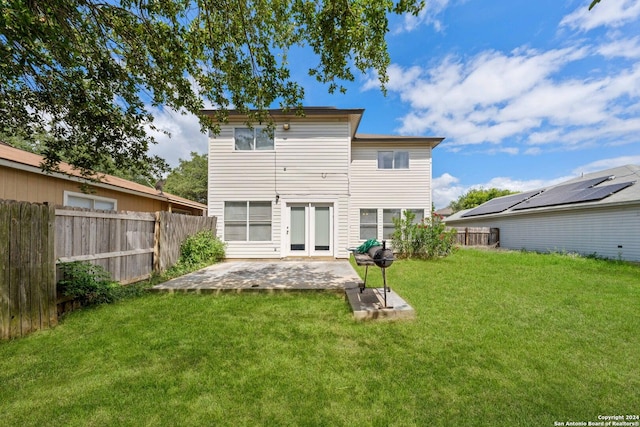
[234,127,274,151]
[378,151,409,169]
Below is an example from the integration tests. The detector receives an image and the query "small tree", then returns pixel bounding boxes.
[164,152,208,204]
[449,188,518,213]
[391,211,457,259]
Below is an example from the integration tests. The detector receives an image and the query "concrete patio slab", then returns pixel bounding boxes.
[151,260,362,293]
[151,259,415,321]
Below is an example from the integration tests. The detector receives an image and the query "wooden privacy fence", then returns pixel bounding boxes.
[56,209,156,285]
[56,208,218,284]
[0,200,57,340]
[156,211,218,272]
[451,227,500,247]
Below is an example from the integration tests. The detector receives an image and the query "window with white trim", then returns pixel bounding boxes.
[234,127,274,151]
[224,201,272,241]
[378,151,409,169]
[360,208,427,241]
[359,209,377,240]
[64,191,117,210]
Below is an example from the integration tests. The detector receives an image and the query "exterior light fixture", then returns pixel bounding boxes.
[282,123,290,131]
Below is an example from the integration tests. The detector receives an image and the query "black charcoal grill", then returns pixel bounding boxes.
[351,240,395,308]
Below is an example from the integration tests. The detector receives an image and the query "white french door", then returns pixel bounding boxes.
[287,203,333,256]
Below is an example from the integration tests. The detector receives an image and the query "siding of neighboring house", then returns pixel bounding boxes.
[208,119,352,258]
[0,144,206,215]
[445,204,640,261]
[348,141,434,246]
[1,165,166,212]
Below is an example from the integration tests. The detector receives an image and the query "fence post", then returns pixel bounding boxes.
[153,211,161,273]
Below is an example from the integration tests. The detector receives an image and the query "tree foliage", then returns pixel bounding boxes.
[163,152,208,204]
[449,188,518,213]
[1,0,425,176]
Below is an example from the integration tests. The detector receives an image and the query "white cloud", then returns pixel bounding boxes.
[560,0,640,32]
[432,173,465,209]
[398,0,453,33]
[367,41,640,154]
[146,107,208,169]
[572,155,640,174]
[597,37,640,59]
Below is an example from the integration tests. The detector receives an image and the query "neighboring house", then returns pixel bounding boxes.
[445,165,640,262]
[204,107,443,259]
[0,143,206,215]
[434,207,453,218]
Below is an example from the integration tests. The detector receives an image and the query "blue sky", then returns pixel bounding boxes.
[148,0,640,209]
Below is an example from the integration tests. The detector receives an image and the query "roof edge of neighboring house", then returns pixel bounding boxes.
[445,198,640,224]
[0,144,206,210]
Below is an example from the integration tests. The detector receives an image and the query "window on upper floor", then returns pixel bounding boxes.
[224,201,272,241]
[377,151,409,169]
[64,191,117,211]
[234,127,274,151]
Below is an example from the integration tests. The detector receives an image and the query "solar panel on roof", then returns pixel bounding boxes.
[512,181,634,210]
[557,176,612,192]
[461,190,542,217]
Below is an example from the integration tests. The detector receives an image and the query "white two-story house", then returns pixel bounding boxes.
[204,107,443,259]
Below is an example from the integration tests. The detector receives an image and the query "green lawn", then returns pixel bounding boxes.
[1,249,638,426]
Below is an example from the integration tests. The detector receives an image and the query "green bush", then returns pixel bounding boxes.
[391,210,457,259]
[57,261,119,306]
[177,230,226,268]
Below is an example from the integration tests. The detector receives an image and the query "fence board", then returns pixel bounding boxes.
[0,200,10,339]
[0,200,56,339]
[45,205,56,329]
[9,202,22,337]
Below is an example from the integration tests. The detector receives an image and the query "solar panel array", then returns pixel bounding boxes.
[461,190,542,217]
[461,174,636,217]
[512,180,635,211]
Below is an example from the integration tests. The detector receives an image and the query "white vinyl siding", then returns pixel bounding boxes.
[349,142,433,247]
[444,204,640,262]
[209,120,351,258]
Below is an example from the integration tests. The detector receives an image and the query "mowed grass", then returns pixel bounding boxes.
[1,249,638,426]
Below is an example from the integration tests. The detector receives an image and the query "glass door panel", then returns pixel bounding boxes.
[314,206,330,251]
[290,206,306,251]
